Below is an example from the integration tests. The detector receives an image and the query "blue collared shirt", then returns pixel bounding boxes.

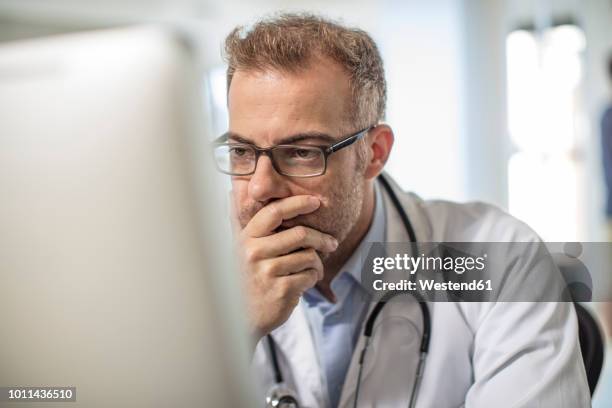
[302,184,386,408]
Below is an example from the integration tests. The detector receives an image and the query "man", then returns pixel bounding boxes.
[214,13,590,407]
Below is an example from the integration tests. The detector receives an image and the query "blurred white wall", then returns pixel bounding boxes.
[459,0,509,209]
[380,0,468,202]
[2,0,612,240]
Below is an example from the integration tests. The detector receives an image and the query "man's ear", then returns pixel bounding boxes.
[363,124,394,180]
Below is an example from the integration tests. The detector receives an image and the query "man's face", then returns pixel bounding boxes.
[227,57,367,248]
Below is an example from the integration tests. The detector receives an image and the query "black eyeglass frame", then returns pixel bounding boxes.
[212,126,374,178]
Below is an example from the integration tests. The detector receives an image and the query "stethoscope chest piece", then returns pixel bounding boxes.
[266,383,300,408]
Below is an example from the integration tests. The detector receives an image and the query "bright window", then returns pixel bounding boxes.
[506,24,587,241]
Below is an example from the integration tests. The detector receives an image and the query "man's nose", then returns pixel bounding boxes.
[247,155,291,203]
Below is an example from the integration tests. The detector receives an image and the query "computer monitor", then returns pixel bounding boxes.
[0,26,253,407]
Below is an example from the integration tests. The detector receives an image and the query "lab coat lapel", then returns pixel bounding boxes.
[338,174,433,408]
[271,298,327,407]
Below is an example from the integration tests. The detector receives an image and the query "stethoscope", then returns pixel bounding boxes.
[265,173,431,408]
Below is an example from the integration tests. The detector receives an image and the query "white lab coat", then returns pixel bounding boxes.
[251,174,591,407]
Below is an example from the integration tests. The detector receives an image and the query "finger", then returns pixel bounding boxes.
[248,226,337,259]
[281,268,320,295]
[244,195,320,238]
[259,249,324,279]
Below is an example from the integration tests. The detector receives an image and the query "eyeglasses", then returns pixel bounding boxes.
[212,126,372,177]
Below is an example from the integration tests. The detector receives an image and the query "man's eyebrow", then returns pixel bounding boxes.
[224,131,337,145]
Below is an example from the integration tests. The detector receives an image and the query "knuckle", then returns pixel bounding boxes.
[313,260,323,275]
[301,268,317,286]
[293,226,308,241]
[307,269,318,285]
[243,244,261,262]
[305,249,319,264]
[305,247,318,258]
[311,265,321,277]
[321,234,334,248]
[265,204,281,221]
[260,260,278,278]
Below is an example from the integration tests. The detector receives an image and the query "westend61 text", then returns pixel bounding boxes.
[373,279,493,292]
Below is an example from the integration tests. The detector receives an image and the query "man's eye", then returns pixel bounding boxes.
[289,148,318,159]
[230,147,248,157]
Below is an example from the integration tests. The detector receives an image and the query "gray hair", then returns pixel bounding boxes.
[223,13,387,130]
